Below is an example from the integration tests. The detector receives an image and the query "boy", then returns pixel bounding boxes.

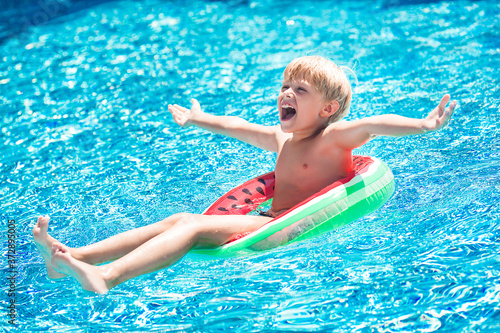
[33,56,456,293]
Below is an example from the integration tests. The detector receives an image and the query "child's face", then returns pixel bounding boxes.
[277,78,328,134]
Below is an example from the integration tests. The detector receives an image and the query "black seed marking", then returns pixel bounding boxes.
[258,178,266,185]
[218,207,229,212]
[231,204,240,209]
[244,198,253,205]
[242,188,252,195]
[228,195,238,200]
[256,186,265,195]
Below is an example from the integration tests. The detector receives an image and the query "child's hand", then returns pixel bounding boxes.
[168,98,203,127]
[422,94,457,132]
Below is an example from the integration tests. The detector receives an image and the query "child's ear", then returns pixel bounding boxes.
[320,100,339,118]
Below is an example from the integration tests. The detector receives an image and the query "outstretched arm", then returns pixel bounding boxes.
[333,94,457,149]
[168,99,279,152]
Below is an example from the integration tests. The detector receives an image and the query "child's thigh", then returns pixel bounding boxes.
[190,214,272,247]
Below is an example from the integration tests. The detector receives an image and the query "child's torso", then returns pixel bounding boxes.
[272,132,352,212]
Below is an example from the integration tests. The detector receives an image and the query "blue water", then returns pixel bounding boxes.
[1,0,499,331]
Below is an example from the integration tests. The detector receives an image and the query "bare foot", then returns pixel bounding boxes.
[51,243,109,294]
[33,216,66,279]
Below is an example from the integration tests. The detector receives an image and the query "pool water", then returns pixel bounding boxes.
[1,0,499,331]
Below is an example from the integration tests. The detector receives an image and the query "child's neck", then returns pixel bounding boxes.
[290,123,328,142]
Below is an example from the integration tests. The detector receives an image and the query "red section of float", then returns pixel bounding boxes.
[203,171,275,216]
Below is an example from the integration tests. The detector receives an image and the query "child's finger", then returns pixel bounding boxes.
[171,104,189,113]
[168,107,179,117]
[168,105,180,113]
[191,98,201,110]
[168,106,181,118]
[450,100,457,113]
[445,100,456,118]
[438,94,451,112]
[172,111,185,123]
[441,101,457,126]
[172,113,185,125]
[168,105,179,114]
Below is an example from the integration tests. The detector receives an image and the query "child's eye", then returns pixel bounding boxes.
[298,87,307,92]
[281,85,289,91]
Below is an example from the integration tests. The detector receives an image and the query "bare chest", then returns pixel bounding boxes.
[275,142,322,177]
[272,139,351,210]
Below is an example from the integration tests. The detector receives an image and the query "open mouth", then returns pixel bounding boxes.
[281,105,297,121]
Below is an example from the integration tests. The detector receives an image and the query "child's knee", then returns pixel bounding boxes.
[173,214,211,238]
[164,213,197,226]
[161,213,204,240]
[158,213,192,228]
[175,213,195,223]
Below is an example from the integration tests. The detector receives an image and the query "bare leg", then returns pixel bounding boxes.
[71,213,190,264]
[33,216,66,279]
[33,213,188,279]
[51,213,271,293]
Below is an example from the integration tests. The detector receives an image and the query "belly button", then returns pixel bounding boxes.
[303,164,308,169]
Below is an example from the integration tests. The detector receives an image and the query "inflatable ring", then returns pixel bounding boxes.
[194,156,395,257]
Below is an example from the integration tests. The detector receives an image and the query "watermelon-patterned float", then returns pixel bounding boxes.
[194,156,395,257]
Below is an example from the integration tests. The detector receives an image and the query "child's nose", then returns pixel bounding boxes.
[283,87,293,97]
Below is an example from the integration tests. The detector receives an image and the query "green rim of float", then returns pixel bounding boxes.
[194,156,395,257]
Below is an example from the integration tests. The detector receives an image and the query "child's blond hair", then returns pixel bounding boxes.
[283,56,353,123]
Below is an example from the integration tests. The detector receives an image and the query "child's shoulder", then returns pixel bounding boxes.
[322,118,369,150]
[321,120,351,143]
[324,119,359,133]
